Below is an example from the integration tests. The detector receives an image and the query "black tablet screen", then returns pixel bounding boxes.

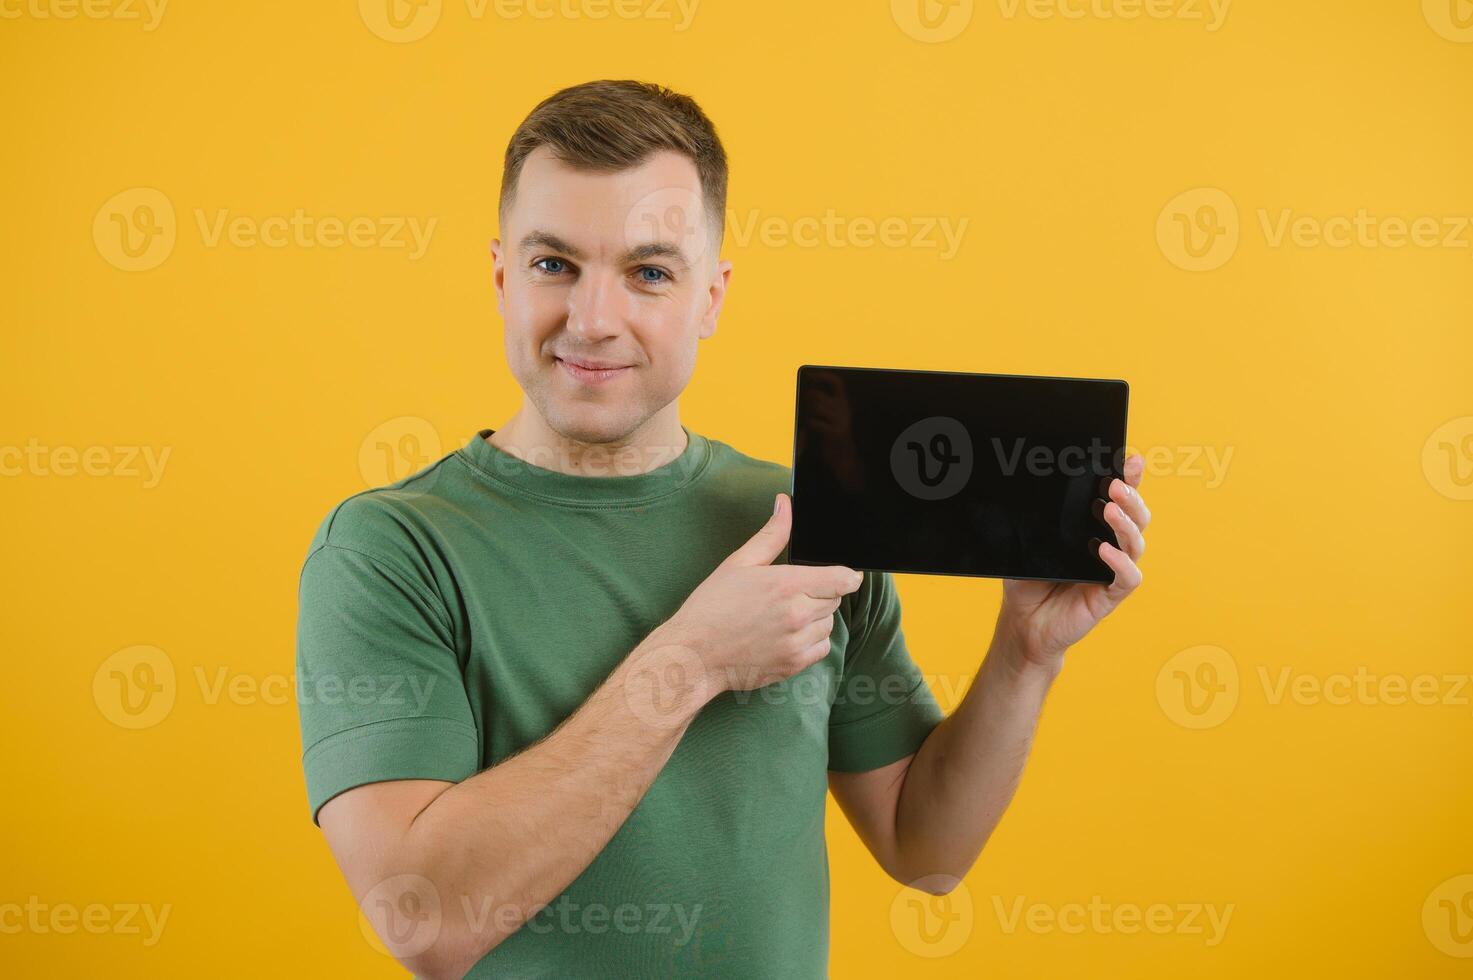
[789,365,1130,584]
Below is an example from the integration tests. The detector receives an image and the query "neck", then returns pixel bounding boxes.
[488,401,688,477]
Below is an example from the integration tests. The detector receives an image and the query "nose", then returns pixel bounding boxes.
[566,266,626,343]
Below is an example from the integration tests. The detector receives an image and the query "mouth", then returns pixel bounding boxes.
[555,356,633,385]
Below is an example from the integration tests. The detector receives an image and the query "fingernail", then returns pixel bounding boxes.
[773,494,782,517]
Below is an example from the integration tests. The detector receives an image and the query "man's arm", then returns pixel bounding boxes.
[315,493,858,979]
[321,627,708,979]
[830,457,1152,889]
[829,629,1059,890]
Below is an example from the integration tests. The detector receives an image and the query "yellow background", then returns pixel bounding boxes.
[4,0,1471,975]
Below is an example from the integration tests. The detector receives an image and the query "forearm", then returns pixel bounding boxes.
[391,626,708,975]
[892,623,1059,885]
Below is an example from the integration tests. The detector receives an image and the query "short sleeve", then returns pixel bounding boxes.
[296,534,479,824]
[827,571,945,772]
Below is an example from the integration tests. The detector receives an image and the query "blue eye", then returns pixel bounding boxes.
[637,266,670,283]
[534,257,569,274]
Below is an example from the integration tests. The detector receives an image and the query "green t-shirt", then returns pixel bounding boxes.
[296,426,944,978]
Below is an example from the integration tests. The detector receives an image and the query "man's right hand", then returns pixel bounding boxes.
[662,492,863,698]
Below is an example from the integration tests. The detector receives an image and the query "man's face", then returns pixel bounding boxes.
[491,147,731,446]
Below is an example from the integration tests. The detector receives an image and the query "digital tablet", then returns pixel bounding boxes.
[788,365,1130,584]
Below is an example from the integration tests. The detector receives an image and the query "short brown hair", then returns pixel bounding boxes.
[499,79,729,242]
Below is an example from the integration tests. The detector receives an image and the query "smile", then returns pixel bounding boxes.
[556,357,632,385]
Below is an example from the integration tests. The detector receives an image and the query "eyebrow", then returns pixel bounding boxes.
[517,230,692,267]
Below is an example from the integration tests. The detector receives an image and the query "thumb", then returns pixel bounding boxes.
[720,493,792,569]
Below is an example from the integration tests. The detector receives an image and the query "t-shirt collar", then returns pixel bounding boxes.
[456,425,712,506]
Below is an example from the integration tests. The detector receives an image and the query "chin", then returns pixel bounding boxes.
[541,400,646,447]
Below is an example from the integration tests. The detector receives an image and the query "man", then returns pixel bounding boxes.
[295,79,1150,979]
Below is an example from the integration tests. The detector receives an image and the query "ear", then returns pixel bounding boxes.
[698,258,733,341]
[490,238,506,316]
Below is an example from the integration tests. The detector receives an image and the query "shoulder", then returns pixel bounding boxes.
[303,452,463,571]
[692,434,794,530]
[701,434,792,494]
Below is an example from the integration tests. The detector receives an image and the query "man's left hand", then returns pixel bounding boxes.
[997,452,1151,675]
